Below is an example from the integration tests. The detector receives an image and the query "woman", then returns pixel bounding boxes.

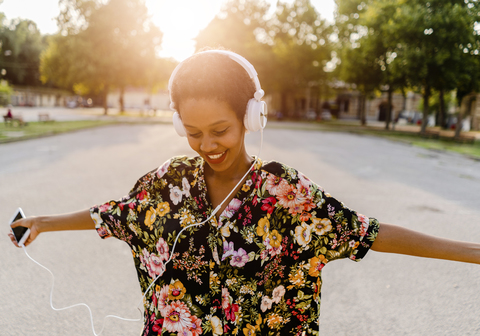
[9,50,480,336]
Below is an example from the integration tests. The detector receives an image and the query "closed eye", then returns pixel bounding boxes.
[213,128,228,136]
[188,132,201,138]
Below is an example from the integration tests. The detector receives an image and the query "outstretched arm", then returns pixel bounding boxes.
[371,223,480,264]
[8,209,95,248]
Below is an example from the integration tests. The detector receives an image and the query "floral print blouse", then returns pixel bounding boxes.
[90,156,379,336]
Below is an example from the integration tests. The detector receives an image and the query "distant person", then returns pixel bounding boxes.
[9,49,480,336]
[6,108,12,118]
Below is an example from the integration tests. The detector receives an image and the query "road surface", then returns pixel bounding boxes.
[1,123,479,335]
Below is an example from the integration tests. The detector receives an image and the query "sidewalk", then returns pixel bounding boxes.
[0,106,174,123]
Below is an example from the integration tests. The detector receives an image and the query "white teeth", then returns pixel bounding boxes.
[207,152,224,160]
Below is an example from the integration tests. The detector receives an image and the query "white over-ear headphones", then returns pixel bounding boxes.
[168,50,268,137]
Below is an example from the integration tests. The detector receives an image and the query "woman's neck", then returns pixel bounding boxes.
[204,152,253,184]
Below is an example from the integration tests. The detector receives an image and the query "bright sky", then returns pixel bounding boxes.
[0,0,335,61]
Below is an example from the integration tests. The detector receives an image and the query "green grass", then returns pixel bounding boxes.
[352,130,480,159]
[0,119,118,143]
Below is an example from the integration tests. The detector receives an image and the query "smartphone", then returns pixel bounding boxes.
[9,207,30,246]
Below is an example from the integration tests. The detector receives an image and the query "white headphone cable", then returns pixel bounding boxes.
[21,244,142,336]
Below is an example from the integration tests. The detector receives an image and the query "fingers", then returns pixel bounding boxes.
[7,232,20,248]
[10,217,30,229]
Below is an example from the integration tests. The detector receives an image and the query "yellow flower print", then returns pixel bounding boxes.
[168,280,186,300]
[156,202,170,217]
[256,217,270,238]
[242,184,250,192]
[308,255,327,277]
[294,222,312,246]
[287,268,305,290]
[145,207,156,230]
[267,313,283,328]
[269,230,282,248]
[210,316,223,336]
[310,217,333,236]
[243,324,256,336]
[179,208,196,227]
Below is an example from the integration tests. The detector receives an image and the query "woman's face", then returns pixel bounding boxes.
[180,98,250,175]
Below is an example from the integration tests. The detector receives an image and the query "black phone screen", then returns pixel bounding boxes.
[11,211,28,242]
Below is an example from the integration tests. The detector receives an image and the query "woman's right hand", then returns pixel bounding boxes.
[8,216,41,248]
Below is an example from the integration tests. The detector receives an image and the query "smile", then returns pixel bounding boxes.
[207,152,225,160]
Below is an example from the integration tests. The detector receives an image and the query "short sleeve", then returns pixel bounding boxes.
[313,187,380,262]
[90,159,172,242]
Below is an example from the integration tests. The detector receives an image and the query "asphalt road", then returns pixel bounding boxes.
[1,123,479,335]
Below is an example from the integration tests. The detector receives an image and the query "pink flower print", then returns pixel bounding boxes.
[156,159,171,179]
[189,315,202,336]
[162,301,193,333]
[182,177,191,197]
[358,213,370,237]
[230,248,249,267]
[222,287,230,309]
[265,174,287,196]
[158,285,170,315]
[148,255,165,278]
[260,295,273,312]
[170,186,183,205]
[223,198,242,219]
[298,172,312,189]
[221,240,235,261]
[99,203,111,212]
[272,285,286,303]
[156,238,169,261]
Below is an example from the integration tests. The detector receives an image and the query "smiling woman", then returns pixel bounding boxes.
[8,48,480,336]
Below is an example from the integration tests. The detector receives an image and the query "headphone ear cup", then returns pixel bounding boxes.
[244,99,267,133]
[173,112,187,137]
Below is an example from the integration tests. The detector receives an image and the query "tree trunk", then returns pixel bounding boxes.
[119,86,125,113]
[438,89,445,129]
[280,91,288,118]
[385,86,393,130]
[360,94,367,126]
[103,85,109,115]
[455,96,471,140]
[421,85,430,134]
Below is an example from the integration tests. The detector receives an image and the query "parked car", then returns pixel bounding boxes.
[320,110,332,121]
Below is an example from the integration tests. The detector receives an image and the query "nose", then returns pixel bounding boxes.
[199,135,218,152]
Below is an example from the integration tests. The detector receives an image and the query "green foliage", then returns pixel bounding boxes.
[0,79,13,105]
[0,18,48,86]
[195,0,333,116]
[41,0,166,113]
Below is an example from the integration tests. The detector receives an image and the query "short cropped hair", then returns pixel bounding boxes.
[170,49,256,122]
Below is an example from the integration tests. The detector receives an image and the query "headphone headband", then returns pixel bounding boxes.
[168,50,264,108]
[169,49,267,136]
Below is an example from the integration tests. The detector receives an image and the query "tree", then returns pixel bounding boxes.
[195,0,273,90]
[385,0,479,134]
[41,0,163,114]
[266,0,332,117]
[0,17,47,86]
[196,0,332,118]
[336,0,408,129]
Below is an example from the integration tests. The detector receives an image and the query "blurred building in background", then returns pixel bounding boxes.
[107,87,170,111]
[9,85,70,107]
